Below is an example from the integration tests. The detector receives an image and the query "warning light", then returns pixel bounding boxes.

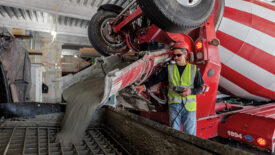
[195,41,203,50]
[257,137,266,146]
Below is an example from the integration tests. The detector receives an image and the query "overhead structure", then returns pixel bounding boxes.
[0,0,130,37]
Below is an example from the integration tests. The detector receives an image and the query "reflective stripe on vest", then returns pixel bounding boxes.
[168,63,197,111]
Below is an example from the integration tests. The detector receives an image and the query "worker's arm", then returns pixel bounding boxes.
[191,69,204,95]
[144,67,168,89]
[135,67,168,93]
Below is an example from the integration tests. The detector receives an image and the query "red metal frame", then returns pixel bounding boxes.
[104,49,172,99]
[106,3,275,153]
[219,104,275,151]
[138,14,223,138]
[138,11,222,138]
[113,7,143,33]
[196,14,221,119]
[137,25,174,45]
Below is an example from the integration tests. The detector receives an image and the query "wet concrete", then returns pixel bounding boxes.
[55,78,105,146]
[101,107,253,155]
[55,55,131,146]
[0,104,254,154]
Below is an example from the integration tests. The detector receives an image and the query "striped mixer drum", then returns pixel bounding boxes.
[217,0,275,101]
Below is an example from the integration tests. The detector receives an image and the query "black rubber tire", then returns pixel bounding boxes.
[88,10,128,56]
[214,0,225,32]
[137,0,215,33]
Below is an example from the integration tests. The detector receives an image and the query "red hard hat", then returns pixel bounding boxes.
[171,41,191,53]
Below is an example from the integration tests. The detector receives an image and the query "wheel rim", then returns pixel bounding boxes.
[176,0,201,7]
[100,18,124,47]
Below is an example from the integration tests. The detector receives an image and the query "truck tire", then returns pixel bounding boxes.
[137,0,215,33]
[88,10,128,56]
[214,0,225,31]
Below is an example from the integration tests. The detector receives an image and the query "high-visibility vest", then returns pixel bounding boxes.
[168,63,197,111]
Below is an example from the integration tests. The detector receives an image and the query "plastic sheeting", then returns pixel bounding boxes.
[0,31,31,102]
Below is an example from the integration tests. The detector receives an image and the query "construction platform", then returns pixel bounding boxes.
[0,103,252,155]
[0,127,125,155]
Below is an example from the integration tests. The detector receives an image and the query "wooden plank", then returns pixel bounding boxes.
[79,48,98,54]
[27,50,43,55]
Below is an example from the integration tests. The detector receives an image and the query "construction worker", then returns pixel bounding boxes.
[135,41,204,136]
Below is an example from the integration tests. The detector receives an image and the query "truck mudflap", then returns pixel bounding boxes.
[219,103,275,152]
[100,49,171,106]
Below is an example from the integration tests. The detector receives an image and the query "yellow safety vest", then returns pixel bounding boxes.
[168,63,197,112]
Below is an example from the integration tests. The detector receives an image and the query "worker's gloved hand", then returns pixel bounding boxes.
[180,88,191,97]
[135,85,146,93]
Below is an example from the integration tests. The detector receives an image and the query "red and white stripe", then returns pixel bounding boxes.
[217,0,275,101]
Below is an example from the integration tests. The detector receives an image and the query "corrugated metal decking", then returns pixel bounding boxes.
[0,0,130,36]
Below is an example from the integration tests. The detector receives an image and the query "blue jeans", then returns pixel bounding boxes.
[169,103,197,136]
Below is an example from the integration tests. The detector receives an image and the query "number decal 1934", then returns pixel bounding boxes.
[227,131,242,139]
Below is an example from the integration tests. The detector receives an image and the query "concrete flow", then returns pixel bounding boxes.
[56,55,129,145]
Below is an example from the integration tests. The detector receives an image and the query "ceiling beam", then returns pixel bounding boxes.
[0,0,97,20]
[0,16,88,37]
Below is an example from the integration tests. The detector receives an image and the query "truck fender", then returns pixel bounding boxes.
[98,4,123,14]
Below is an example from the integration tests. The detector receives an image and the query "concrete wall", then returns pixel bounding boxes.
[30,64,43,102]
[11,30,92,103]
[22,32,63,103]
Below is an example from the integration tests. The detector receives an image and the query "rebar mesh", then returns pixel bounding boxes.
[0,127,123,155]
